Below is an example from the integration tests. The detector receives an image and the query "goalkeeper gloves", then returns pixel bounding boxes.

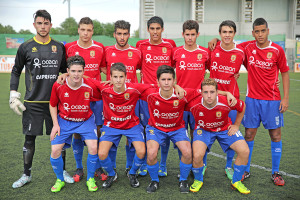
[9,91,26,115]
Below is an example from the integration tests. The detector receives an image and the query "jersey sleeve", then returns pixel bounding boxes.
[59,44,67,73]
[231,99,245,112]
[277,47,289,73]
[100,43,106,68]
[49,83,59,107]
[205,49,211,70]
[185,88,201,102]
[10,44,26,91]
[239,40,254,49]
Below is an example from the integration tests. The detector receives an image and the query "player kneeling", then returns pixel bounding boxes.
[187,78,250,194]
[49,56,99,192]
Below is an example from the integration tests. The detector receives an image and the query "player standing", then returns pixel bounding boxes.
[64,17,107,182]
[10,10,73,188]
[136,16,176,177]
[49,56,99,192]
[187,78,250,194]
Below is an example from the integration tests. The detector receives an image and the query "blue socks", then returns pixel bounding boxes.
[179,160,192,181]
[192,166,204,182]
[50,155,64,181]
[232,164,247,184]
[203,151,208,166]
[160,139,170,166]
[129,154,145,175]
[108,149,117,169]
[226,149,235,169]
[245,141,254,173]
[72,138,84,169]
[147,162,159,182]
[86,154,98,180]
[100,156,115,176]
[271,141,282,174]
[125,145,135,169]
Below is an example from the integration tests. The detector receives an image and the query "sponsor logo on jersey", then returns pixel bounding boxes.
[211,61,235,73]
[248,56,273,69]
[179,61,186,70]
[173,100,179,107]
[267,52,273,59]
[155,122,176,128]
[63,103,70,111]
[33,58,59,68]
[63,103,89,112]
[231,55,236,62]
[216,111,222,118]
[197,129,202,135]
[149,129,154,135]
[155,101,160,106]
[198,120,224,128]
[197,53,202,60]
[52,45,57,53]
[181,54,185,58]
[84,92,90,99]
[216,53,220,57]
[162,47,167,53]
[128,51,133,58]
[33,58,41,68]
[32,47,38,52]
[147,46,151,50]
[109,103,134,112]
[64,92,69,97]
[124,93,130,100]
[145,54,170,63]
[153,109,179,119]
[199,112,204,116]
[111,115,132,121]
[90,50,95,58]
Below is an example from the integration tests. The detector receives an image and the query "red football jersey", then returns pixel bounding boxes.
[173,45,210,89]
[140,88,189,132]
[65,40,106,81]
[50,78,98,122]
[209,43,245,99]
[187,95,245,132]
[105,45,141,83]
[136,39,176,84]
[89,80,153,129]
[240,40,289,100]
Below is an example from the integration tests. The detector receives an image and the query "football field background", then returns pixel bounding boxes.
[0,73,299,199]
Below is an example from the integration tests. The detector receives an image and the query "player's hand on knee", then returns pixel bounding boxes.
[50,125,60,141]
[9,91,26,115]
[227,125,238,136]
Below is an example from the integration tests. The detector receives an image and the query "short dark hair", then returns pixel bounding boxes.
[147,16,164,29]
[183,20,199,33]
[157,65,175,80]
[78,17,93,28]
[114,20,131,32]
[67,55,85,69]
[33,10,51,23]
[219,20,236,33]
[253,18,268,30]
[110,62,127,76]
[201,78,218,91]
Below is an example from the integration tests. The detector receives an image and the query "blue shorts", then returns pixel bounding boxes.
[99,124,145,151]
[183,111,195,130]
[90,100,104,126]
[229,110,237,124]
[243,97,284,129]
[146,125,190,146]
[51,115,98,148]
[139,100,150,127]
[193,128,245,153]
[135,100,140,120]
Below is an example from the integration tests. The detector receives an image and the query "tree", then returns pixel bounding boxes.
[93,20,104,35]
[133,29,139,38]
[60,17,78,36]
[102,22,114,37]
[18,29,32,34]
[50,27,63,35]
[0,24,17,34]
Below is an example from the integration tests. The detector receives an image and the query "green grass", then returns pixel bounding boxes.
[0,73,300,199]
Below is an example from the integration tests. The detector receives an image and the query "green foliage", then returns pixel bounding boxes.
[18,29,32,34]
[93,20,104,35]
[60,17,78,36]
[102,22,114,37]
[0,24,17,34]
[133,29,139,38]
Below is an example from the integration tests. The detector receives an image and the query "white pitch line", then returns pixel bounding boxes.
[208,152,300,179]
[290,79,300,82]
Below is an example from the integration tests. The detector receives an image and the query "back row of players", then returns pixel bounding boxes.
[9,9,289,194]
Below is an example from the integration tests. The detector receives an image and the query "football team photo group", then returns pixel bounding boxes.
[8,8,290,196]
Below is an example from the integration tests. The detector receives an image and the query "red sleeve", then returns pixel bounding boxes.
[100,43,106,68]
[64,43,70,60]
[86,78,104,100]
[277,47,289,73]
[136,40,141,48]
[136,49,142,69]
[49,83,59,107]
[185,88,201,102]
[129,83,156,94]
[232,99,245,112]
[206,49,211,70]
[239,40,254,49]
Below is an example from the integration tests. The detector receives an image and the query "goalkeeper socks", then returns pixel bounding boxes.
[232,164,247,184]
[245,141,254,173]
[271,140,282,174]
[108,149,117,169]
[226,149,235,169]
[160,139,170,166]
[50,155,64,181]
[179,160,192,181]
[86,154,98,180]
[100,156,115,176]
[129,154,145,175]
[72,138,84,169]
[125,145,135,169]
[192,166,204,182]
[147,162,159,182]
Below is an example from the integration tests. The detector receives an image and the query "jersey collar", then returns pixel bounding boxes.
[220,42,237,52]
[201,96,219,110]
[77,40,94,49]
[159,88,176,100]
[255,40,272,50]
[33,36,51,45]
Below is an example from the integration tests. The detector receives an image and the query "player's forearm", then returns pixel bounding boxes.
[49,105,59,126]
[234,104,246,127]
[218,90,229,96]
[10,71,21,91]
[281,71,290,100]
[101,67,107,74]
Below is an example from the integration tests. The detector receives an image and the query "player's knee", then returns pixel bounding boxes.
[181,148,192,160]
[73,133,81,139]
[98,150,108,160]
[51,148,62,159]
[88,145,98,155]
[136,148,146,159]
[193,151,204,161]
[147,148,157,162]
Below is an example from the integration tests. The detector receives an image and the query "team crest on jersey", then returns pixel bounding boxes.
[101,131,105,137]
[231,55,236,62]
[216,111,222,118]
[52,45,57,53]
[149,130,154,135]
[267,52,273,59]
[32,47,38,52]
[84,92,90,99]
[128,51,133,58]
[173,100,179,107]
[90,50,95,58]
[197,54,202,60]
[197,130,202,135]
[162,47,167,54]
[124,93,130,100]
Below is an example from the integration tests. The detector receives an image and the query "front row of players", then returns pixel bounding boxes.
[49,56,250,194]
